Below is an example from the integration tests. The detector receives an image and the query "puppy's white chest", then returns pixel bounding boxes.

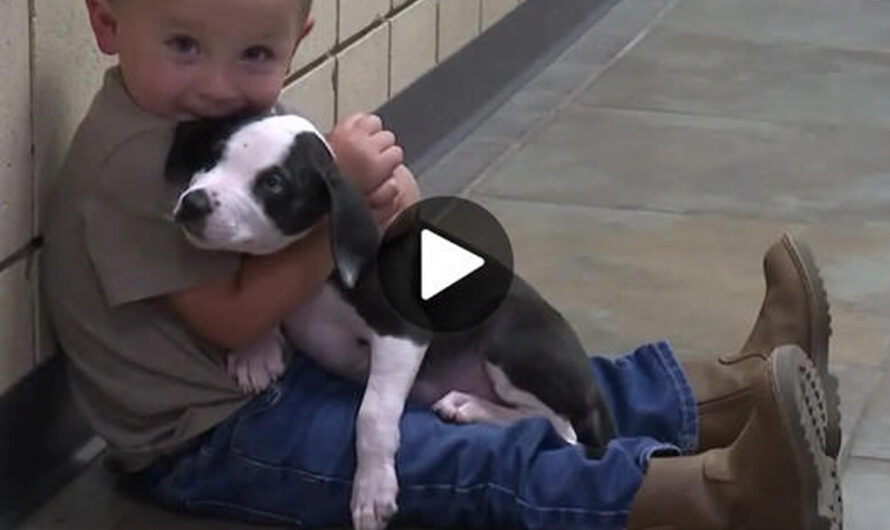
[282,283,373,381]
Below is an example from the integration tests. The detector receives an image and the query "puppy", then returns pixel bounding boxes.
[165,111,616,530]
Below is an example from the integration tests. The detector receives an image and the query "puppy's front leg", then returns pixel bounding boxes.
[351,336,426,530]
[226,328,287,394]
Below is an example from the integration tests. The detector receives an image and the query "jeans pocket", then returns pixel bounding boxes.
[229,380,288,458]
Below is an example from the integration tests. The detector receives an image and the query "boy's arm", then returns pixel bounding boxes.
[167,218,333,350]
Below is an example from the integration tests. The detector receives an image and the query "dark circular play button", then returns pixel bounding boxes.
[376,196,514,332]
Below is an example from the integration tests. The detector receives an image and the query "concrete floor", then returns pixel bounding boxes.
[20,0,890,528]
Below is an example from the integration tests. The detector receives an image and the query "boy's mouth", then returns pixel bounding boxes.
[186,98,260,120]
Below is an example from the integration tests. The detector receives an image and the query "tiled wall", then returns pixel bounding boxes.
[0,0,524,395]
[281,0,524,131]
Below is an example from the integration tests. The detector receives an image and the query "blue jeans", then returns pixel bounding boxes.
[135,342,697,530]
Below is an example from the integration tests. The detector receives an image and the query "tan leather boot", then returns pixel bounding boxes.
[628,345,843,530]
[683,233,840,456]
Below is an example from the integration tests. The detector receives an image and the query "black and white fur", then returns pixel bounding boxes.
[165,111,616,530]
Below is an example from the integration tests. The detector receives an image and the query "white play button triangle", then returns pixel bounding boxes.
[421,228,485,301]
[377,197,514,331]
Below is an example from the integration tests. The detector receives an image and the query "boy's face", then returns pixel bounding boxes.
[87,0,307,120]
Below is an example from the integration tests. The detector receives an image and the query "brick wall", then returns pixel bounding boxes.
[0,0,524,394]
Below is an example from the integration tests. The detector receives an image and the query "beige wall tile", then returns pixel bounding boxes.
[292,0,337,73]
[390,0,438,96]
[392,0,412,9]
[339,0,390,42]
[281,58,337,132]
[482,0,518,30]
[0,1,32,259]
[438,0,481,61]
[336,23,390,119]
[32,0,114,231]
[0,262,35,394]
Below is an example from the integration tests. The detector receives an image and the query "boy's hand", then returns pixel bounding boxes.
[367,164,421,230]
[327,113,403,195]
[327,113,418,231]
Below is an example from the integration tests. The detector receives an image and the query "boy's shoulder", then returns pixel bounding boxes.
[83,67,173,145]
[62,67,178,205]
[46,67,241,308]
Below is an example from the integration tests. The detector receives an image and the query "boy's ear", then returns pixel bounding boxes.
[302,16,316,42]
[289,16,315,63]
[85,0,119,55]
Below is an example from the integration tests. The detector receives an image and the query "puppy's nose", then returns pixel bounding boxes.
[176,190,213,224]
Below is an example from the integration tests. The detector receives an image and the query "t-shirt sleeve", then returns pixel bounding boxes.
[83,128,241,307]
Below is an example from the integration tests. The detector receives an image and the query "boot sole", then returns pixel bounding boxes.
[773,345,843,530]
[781,233,842,458]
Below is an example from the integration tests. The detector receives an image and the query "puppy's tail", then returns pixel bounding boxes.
[574,393,617,459]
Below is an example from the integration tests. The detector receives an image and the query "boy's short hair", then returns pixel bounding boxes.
[106,0,313,28]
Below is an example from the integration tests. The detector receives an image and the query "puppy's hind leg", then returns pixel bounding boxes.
[351,336,427,530]
[432,390,528,425]
[485,364,580,444]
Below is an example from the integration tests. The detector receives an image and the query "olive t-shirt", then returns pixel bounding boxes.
[41,67,250,471]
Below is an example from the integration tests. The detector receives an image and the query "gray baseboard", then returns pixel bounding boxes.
[0,354,98,530]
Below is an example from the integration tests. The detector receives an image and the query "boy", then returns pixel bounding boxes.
[41,0,842,529]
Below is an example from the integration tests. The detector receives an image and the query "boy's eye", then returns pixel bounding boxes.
[243,46,276,63]
[167,35,200,56]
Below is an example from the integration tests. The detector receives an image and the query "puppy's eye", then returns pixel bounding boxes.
[257,170,287,195]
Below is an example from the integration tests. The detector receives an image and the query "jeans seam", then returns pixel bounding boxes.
[402,481,628,517]
[232,452,627,519]
[652,341,699,453]
[232,452,353,485]
[184,498,304,525]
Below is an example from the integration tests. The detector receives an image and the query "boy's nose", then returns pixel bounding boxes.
[198,70,241,108]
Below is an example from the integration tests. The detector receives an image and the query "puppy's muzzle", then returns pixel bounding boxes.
[175,189,214,233]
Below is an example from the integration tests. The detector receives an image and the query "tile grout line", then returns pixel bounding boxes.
[842,370,890,471]
[844,454,890,466]
[572,100,890,134]
[287,0,425,84]
[28,0,39,368]
[466,191,814,226]
[459,0,682,199]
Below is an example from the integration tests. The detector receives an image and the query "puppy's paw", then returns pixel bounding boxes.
[432,391,494,424]
[227,331,287,394]
[351,464,399,530]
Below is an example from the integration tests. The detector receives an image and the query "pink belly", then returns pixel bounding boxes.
[410,348,501,406]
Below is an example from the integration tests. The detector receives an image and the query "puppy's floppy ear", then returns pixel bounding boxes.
[302,133,379,289]
[164,111,264,187]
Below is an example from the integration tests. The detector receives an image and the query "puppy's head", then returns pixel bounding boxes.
[165,112,379,289]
